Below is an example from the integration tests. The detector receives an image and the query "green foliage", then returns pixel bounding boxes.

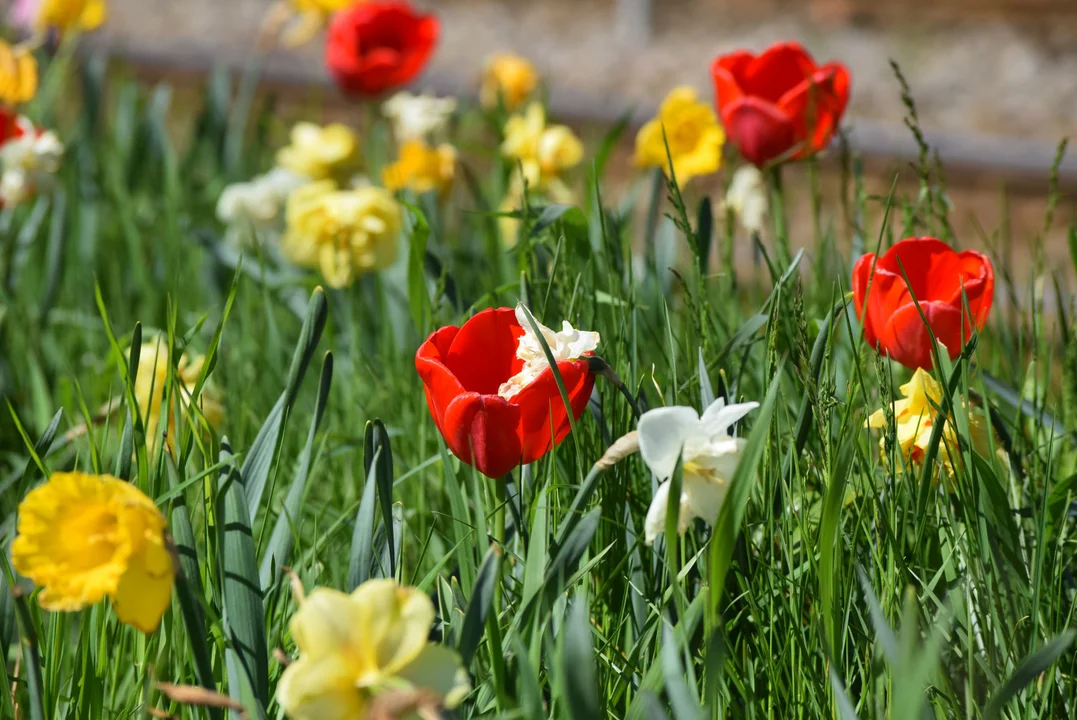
[0,49,1074,720]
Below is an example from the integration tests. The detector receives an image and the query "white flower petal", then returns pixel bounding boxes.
[643,481,671,545]
[699,400,759,439]
[682,473,726,527]
[637,405,700,480]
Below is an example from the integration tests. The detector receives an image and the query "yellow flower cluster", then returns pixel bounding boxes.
[277,578,470,719]
[33,0,107,32]
[0,41,38,106]
[132,340,225,455]
[634,86,725,186]
[498,102,584,242]
[282,180,403,289]
[866,368,1002,478]
[382,140,456,196]
[276,122,361,183]
[12,472,173,633]
[480,53,538,112]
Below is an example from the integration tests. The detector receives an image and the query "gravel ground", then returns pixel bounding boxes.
[88,0,1077,141]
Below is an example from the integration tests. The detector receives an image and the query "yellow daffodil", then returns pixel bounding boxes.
[276,579,470,720]
[276,122,360,183]
[634,86,724,185]
[498,103,583,243]
[480,53,538,112]
[382,140,456,196]
[11,472,174,633]
[501,103,584,188]
[282,181,402,288]
[0,41,38,105]
[29,0,107,32]
[132,339,225,454]
[866,368,1002,478]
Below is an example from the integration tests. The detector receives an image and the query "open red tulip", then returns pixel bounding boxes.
[415,307,598,478]
[326,1,439,97]
[852,237,995,370]
[711,42,850,168]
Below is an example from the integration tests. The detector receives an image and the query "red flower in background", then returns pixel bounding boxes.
[326,1,439,97]
[711,42,850,167]
[852,237,995,370]
[416,307,598,478]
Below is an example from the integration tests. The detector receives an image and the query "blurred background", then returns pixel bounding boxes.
[14,0,1077,265]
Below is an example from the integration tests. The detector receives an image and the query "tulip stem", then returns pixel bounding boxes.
[767,166,790,265]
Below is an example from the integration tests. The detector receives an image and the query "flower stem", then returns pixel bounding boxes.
[768,165,790,265]
[588,355,644,419]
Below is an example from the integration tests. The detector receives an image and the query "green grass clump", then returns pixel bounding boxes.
[1,48,1076,720]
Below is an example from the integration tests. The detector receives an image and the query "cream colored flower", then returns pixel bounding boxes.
[498,304,599,400]
[480,53,538,111]
[276,122,360,182]
[217,167,308,244]
[282,181,402,288]
[638,397,759,544]
[382,91,456,143]
[634,86,724,185]
[276,579,470,720]
[0,116,63,207]
[722,165,768,235]
[133,339,225,454]
[11,472,173,633]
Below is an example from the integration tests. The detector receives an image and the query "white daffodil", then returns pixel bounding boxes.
[0,118,63,207]
[382,91,456,144]
[722,165,768,235]
[497,304,600,400]
[216,167,308,245]
[639,397,759,544]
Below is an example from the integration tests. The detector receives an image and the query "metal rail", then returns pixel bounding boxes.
[94,43,1077,191]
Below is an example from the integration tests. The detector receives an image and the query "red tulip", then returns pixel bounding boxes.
[852,237,995,370]
[326,1,439,97]
[711,42,850,168]
[415,307,598,478]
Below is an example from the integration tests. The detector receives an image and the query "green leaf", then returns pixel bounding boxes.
[457,545,503,666]
[707,359,784,615]
[983,630,1076,719]
[259,352,333,589]
[560,595,600,720]
[662,624,702,720]
[372,420,396,576]
[219,441,270,713]
[405,202,432,335]
[348,424,381,592]
[527,203,587,242]
[243,286,328,520]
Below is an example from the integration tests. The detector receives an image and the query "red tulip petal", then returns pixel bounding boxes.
[741,42,818,103]
[851,252,880,349]
[509,359,594,465]
[870,237,957,312]
[777,62,851,157]
[444,308,524,395]
[947,250,995,327]
[441,392,522,478]
[882,300,965,370]
[416,326,465,437]
[721,97,797,167]
[711,51,754,109]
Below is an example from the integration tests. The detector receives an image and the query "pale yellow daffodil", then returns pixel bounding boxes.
[282,181,402,288]
[276,579,470,720]
[276,122,361,183]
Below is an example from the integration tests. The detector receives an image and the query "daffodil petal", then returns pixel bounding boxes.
[638,405,700,480]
